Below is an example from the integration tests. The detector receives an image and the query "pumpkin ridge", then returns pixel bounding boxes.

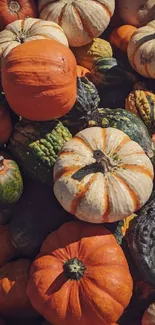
[91,0,112,18]
[120,164,154,179]
[54,165,81,182]
[72,6,94,40]
[57,3,67,26]
[102,178,110,222]
[73,136,93,152]
[111,136,130,155]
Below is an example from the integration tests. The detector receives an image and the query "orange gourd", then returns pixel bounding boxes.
[0,0,37,31]
[0,225,17,268]
[76,65,91,78]
[27,221,133,325]
[109,25,137,52]
[2,39,77,121]
[0,104,12,145]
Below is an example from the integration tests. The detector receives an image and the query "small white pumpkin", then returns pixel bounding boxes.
[53,127,154,224]
[0,17,68,64]
[142,302,155,325]
[118,0,155,27]
[127,20,155,78]
[38,0,115,47]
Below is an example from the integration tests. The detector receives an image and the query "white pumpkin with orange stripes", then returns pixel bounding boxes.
[38,0,115,47]
[0,17,68,64]
[127,20,155,78]
[53,127,154,223]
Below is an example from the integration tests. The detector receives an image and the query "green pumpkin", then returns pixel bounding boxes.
[0,153,23,210]
[60,77,100,135]
[91,57,137,87]
[125,189,155,286]
[80,108,155,161]
[9,120,72,186]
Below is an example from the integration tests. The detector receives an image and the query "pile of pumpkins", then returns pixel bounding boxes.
[1,0,155,325]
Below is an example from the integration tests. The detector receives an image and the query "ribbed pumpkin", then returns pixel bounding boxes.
[2,39,77,121]
[54,127,154,223]
[0,0,37,31]
[0,259,38,318]
[71,38,113,71]
[0,153,23,210]
[0,103,12,145]
[142,303,155,325]
[0,225,17,268]
[125,83,155,130]
[127,20,155,78]
[27,221,133,325]
[109,25,137,52]
[38,0,115,47]
[9,119,72,186]
[0,18,69,65]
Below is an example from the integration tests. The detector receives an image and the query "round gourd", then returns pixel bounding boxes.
[0,259,38,318]
[126,189,155,286]
[0,153,23,210]
[2,39,77,121]
[109,25,137,52]
[53,127,154,223]
[0,0,37,31]
[0,18,68,65]
[118,0,155,27]
[0,103,12,145]
[9,119,72,186]
[125,86,155,130]
[27,221,133,325]
[127,20,155,78]
[71,38,113,70]
[76,65,91,78]
[142,303,155,325]
[0,225,17,268]
[38,0,115,47]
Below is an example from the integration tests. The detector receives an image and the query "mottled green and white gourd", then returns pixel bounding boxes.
[9,120,72,186]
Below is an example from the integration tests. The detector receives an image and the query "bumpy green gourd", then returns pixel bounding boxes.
[9,120,72,186]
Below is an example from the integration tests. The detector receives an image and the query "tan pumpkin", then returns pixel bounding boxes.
[0,18,68,65]
[53,127,154,223]
[127,20,155,78]
[71,38,113,70]
[38,0,115,47]
[118,0,155,27]
[142,302,155,325]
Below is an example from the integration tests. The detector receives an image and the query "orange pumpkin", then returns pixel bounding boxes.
[109,25,137,52]
[0,225,17,268]
[0,259,38,318]
[76,65,91,78]
[0,103,12,145]
[27,221,133,325]
[0,0,37,31]
[2,39,77,121]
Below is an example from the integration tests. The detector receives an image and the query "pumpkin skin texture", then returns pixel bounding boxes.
[0,0,37,31]
[0,18,69,65]
[0,103,12,145]
[109,25,137,53]
[38,0,115,47]
[9,119,72,186]
[0,259,38,318]
[142,303,155,325]
[127,20,155,78]
[0,225,17,268]
[2,39,77,121]
[71,38,113,71]
[0,153,23,210]
[53,127,154,223]
[27,221,133,325]
[79,108,155,161]
[118,0,155,27]
[126,189,155,286]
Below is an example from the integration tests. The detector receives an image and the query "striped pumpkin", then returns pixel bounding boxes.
[127,20,155,78]
[53,127,154,224]
[38,0,115,47]
[0,17,68,65]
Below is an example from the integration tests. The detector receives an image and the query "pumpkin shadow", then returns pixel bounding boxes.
[45,273,67,296]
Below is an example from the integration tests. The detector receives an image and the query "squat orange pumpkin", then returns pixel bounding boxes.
[0,0,37,31]
[109,25,137,53]
[2,39,77,121]
[27,221,133,325]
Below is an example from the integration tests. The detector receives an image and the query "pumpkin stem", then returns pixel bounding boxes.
[9,1,20,13]
[93,150,116,173]
[63,258,86,280]
[0,156,4,171]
